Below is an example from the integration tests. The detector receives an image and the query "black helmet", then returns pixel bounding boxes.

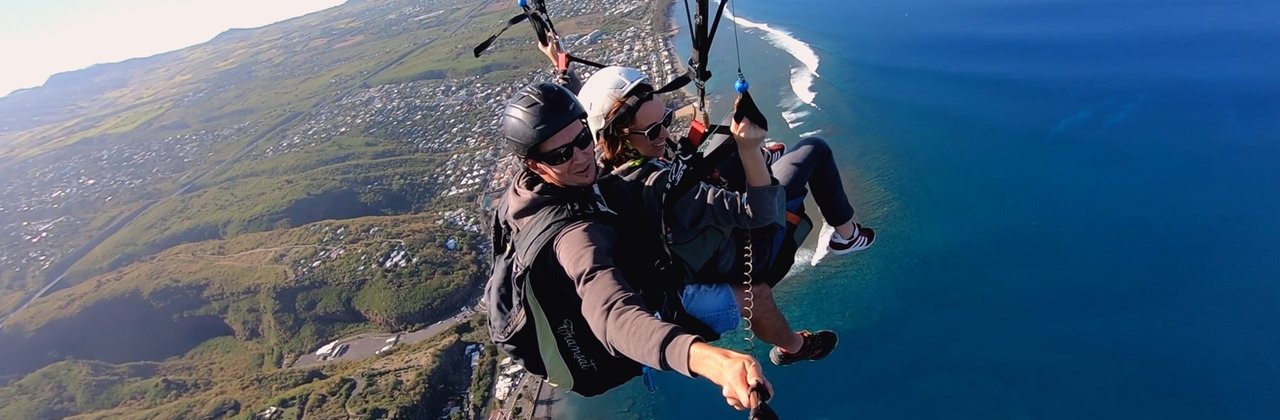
[500,82,587,157]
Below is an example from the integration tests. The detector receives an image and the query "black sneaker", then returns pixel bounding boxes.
[828,223,875,255]
[769,330,839,366]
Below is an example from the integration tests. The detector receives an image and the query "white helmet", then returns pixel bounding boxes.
[578,66,651,140]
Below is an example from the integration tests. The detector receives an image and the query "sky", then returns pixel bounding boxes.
[0,0,346,97]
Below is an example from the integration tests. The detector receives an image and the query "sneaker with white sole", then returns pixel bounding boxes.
[828,223,875,255]
[769,330,839,366]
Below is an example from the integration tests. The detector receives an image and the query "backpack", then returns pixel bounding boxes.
[485,198,643,396]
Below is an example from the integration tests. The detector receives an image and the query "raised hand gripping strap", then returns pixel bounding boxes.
[734,90,769,131]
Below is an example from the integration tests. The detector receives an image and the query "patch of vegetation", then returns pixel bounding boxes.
[0,213,489,419]
[0,0,656,417]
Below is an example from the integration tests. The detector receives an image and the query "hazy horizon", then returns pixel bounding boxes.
[0,0,345,98]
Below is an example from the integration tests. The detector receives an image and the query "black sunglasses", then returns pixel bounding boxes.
[624,108,674,142]
[533,124,593,166]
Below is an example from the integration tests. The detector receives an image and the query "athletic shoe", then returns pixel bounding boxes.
[828,223,875,255]
[761,142,785,166]
[769,330,839,366]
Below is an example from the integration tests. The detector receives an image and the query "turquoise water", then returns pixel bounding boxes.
[563,0,1280,418]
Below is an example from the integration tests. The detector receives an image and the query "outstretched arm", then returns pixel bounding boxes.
[554,221,700,375]
[554,222,774,410]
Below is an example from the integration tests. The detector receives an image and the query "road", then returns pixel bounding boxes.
[291,304,479,368]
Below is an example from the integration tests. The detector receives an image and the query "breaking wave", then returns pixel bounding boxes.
[725,9,821,107]
[781,109,811,129]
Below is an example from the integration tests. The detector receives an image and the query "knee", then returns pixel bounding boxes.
[739,283,778,317]
[796,136,832,159]
[749,282,775,304]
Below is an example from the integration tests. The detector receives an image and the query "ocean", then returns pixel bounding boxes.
[563,0,1280,418]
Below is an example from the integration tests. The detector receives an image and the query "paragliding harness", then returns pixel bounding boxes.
[485,183,716,396]
[597,158,722,341]
[485,194,640,396]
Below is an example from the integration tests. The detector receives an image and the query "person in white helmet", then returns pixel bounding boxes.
[579,65,859,366]
[490,81,774,411]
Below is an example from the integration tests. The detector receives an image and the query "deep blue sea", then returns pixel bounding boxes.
[564,0,1280,418]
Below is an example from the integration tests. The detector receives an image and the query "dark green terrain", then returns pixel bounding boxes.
[0,0,573,417]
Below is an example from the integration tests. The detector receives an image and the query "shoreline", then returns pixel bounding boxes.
[656,0,703,123]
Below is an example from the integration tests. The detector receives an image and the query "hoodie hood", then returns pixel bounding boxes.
[504,169,613,232]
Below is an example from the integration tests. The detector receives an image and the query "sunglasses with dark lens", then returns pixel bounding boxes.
[625,108,674,142]
[534,125,593,166]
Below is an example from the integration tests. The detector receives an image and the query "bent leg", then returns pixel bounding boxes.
[732,283,803,353]
[772,137,856,227]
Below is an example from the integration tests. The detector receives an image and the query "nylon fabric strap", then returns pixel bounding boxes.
[734,89,769,131]
[525,275,574,389]
[567,54,610,69]
[664,122,736,210]
[512,205,597,269]
[473,13,529,57]
[706,0,731,59]
[653,75,692,94]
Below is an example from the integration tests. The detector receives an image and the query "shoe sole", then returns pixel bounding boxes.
[828,233,874,255]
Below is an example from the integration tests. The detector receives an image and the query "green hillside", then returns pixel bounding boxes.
[0,214,487,418]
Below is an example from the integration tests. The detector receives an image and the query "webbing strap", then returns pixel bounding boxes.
[473,13,529,58]
[525,275,573,389]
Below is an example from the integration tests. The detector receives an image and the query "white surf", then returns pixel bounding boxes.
[723,6,822,108]
[810,223,835,266]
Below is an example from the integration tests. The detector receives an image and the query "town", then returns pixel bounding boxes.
[0,0,691,418]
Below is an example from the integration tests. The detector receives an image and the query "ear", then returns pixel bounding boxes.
[594,133,609,153]
[526,159,551,178]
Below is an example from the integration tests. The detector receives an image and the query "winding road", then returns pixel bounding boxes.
[291,303,479,369]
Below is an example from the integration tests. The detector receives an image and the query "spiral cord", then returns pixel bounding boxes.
[740,230,756,352]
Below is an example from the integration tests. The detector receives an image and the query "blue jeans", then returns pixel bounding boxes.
[681,283,740,335]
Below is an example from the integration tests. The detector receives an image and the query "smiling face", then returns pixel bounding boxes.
[527,120,598,188]
[623,99,672,158]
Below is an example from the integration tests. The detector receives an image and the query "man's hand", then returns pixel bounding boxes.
[689,342,774,411]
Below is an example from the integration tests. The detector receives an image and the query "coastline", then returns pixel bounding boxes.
[656,0,702,124]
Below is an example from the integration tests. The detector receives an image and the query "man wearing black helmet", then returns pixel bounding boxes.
[490,81,772,411]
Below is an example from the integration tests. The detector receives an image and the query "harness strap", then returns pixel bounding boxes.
[473,13,530,58]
